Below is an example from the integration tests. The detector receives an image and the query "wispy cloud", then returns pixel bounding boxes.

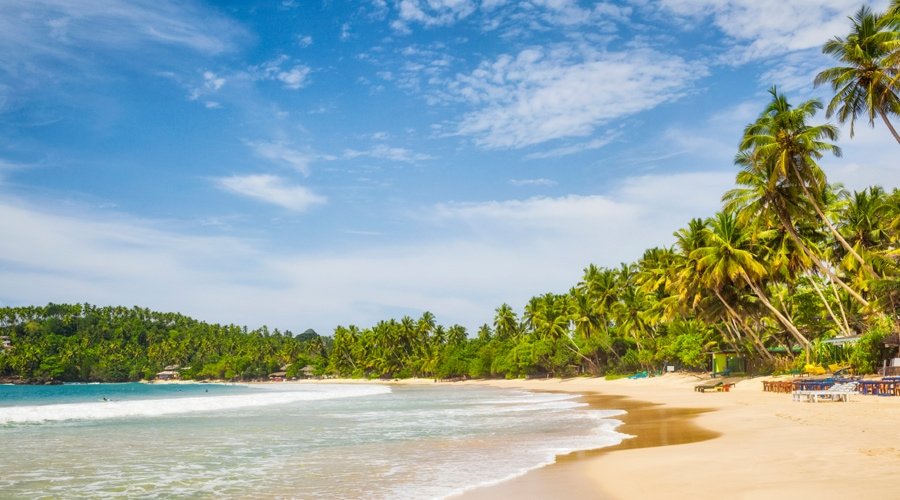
[450,46,704,148]
[342,144,434,163]
[0,0,246,123]
[509,178,557,187]
[0,0,242,78]
[392,0,479,31]
[759,50,831,92]
[524,131,620,159]
[0,159,33,183]
[250,55,312,90]
[215,174,326,211]
[246,141,316,175]
[389,0,632,32]
[189,71,227,104]
[654,0,865,63]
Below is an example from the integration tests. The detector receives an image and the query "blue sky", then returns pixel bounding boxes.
[1,0,897,334]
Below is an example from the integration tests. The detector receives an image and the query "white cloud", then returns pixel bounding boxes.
[189,70,227,103]
[526,0,631,26]
[297,35,313,47]
[215,174,326,211]
[251,55,312,90]
[389,0,631,31]
[393,0,479,30]
[276,66,311,89]
[759,50,831,92]
[246,141,315,175]
[449,46,703,148]
[342,144,434,163]
[655,0,879,63]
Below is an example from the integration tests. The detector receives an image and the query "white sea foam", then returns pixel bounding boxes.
[418,409,630,500]
[0,384,390,425]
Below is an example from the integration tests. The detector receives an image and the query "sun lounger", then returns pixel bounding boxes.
[792,382,858,403]
[695,380,721,392]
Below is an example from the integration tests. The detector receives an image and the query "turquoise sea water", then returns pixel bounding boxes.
[0,382,627,498]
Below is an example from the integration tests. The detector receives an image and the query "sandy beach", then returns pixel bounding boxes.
[432,375,900,500]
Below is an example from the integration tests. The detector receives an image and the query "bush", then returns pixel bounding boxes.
[849,316,892,374]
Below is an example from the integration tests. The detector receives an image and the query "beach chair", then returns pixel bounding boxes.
[792,382,858,402]
[694,380,723,392]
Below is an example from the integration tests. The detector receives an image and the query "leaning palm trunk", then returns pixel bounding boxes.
[794,176,878,279]
[600,325,622,363]
[719,322,743,354]
[740,272,811,350]
[714,289,774,360]
[828,279,853,334]
[773,207,870,307]
[880,109,900,144]
[729,316,773,361]
[564,335,599,375]
[807,275,852,336]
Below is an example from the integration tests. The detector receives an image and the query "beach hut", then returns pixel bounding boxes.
[709,351,745,377]
[268,371,287,382]
[156,370,180,381]
[300,365,316,379]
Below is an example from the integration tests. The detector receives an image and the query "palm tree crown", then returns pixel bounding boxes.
[814,5,900,143]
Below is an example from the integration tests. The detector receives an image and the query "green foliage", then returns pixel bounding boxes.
[656,320,710,369]
[0,304,326,382]
[848,315,892,373]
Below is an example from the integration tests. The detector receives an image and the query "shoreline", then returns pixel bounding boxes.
[445,376,900,499]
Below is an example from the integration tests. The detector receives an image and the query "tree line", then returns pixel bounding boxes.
[0,304,328,382]
[2,3,900,382]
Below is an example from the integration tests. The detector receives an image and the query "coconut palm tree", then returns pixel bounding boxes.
[693,212,810,349]
[576,265,622,363]
[840,187,890,275]
[493,303,519,341]
[738,87,876,298]
[814,5,900,144]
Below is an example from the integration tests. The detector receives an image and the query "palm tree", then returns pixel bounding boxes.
[493,303,519,341]
[840,187,890,275]
[576,264,622,363]
[738,87,875,299]
[693,212,810,349]
[611,268,654,357]
[814,6,900,144]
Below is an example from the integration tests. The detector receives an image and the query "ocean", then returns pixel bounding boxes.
[0,382,628,498]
